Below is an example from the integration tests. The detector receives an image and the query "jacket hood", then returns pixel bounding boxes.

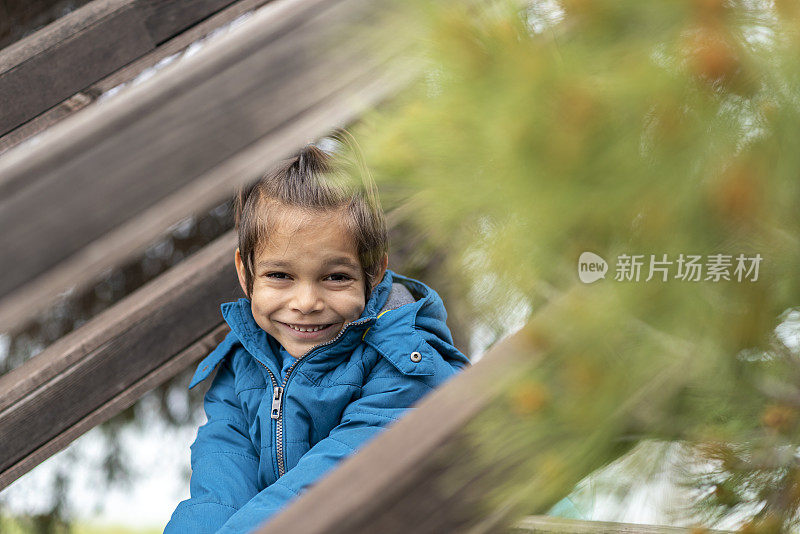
[189,270,469,388]
[361,271,470,376]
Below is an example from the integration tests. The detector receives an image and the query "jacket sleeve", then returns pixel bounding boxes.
[164,356,261,534]
[215,353,447,534]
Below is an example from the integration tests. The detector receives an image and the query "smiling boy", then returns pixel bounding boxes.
[165,143,470,533]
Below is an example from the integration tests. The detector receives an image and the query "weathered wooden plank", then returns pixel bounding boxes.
[0,0,275,156]
[0,91,96,155]
[0,0,415,333]
[0,0,132,74]
[0,0,95,51]
[138,0,240,44]
[0,322,230,491]
[0,231,240,486]
[0,0,260,137]
[0,0,154,136]
[0,230,234,414]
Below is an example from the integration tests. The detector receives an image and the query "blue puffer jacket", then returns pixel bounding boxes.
[165,270,470,533]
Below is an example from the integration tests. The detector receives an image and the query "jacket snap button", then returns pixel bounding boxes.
[410,351,422,363]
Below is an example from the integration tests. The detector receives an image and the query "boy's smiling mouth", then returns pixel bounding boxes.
[277,321,338,338]
[288,324,328,332]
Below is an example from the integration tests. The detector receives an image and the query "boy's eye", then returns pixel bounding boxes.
[325,273,352,282]
[266,272,290,280]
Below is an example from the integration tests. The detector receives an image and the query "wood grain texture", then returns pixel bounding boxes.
[0,91,97,155]
[138,0,240,44]
[0,0,153,135]
[0,231,240,485]
[0,230,235,413]
[0,0,132,73]
[0,0,414,333]
[0,0,275,156]
[0,322,230,491]
[0,0,96,51]
[0,0,252,137]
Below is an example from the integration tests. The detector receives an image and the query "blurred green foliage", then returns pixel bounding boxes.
[352,0,800,531]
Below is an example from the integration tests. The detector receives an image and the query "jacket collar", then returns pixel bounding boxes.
[190,270,468,388]
[361,272,464,377]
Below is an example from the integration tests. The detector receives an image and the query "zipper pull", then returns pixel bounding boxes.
[271,386,284,419]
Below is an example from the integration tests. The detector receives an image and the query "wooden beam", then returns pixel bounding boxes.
[1,0,137,77]
[0,231,239,490]
[0,322,230,491]
[0,0,94,51]
[138,0,239,45]
[0,0,241,136]
[0,0,151,139]
[0,0,415,334]
[0,0,276,156]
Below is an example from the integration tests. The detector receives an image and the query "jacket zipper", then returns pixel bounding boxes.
[270,317,372,478]
[254,361,283,478]
[257,317,373,478]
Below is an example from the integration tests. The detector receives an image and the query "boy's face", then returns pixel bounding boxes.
[235,207,374,359]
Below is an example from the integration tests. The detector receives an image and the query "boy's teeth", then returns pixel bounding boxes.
[290,324,325,332]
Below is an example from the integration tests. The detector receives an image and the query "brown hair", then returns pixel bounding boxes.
[235,137,387,298]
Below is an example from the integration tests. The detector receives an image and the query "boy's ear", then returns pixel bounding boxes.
[373,253,389,289]
[234,248,249,297]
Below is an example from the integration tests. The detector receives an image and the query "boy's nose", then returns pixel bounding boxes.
[291,283,324,314]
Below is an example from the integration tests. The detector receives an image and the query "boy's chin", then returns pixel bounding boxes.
[290,339,333,359]
[275,323,346,358]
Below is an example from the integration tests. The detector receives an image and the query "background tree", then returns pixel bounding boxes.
[351,0,800,531]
